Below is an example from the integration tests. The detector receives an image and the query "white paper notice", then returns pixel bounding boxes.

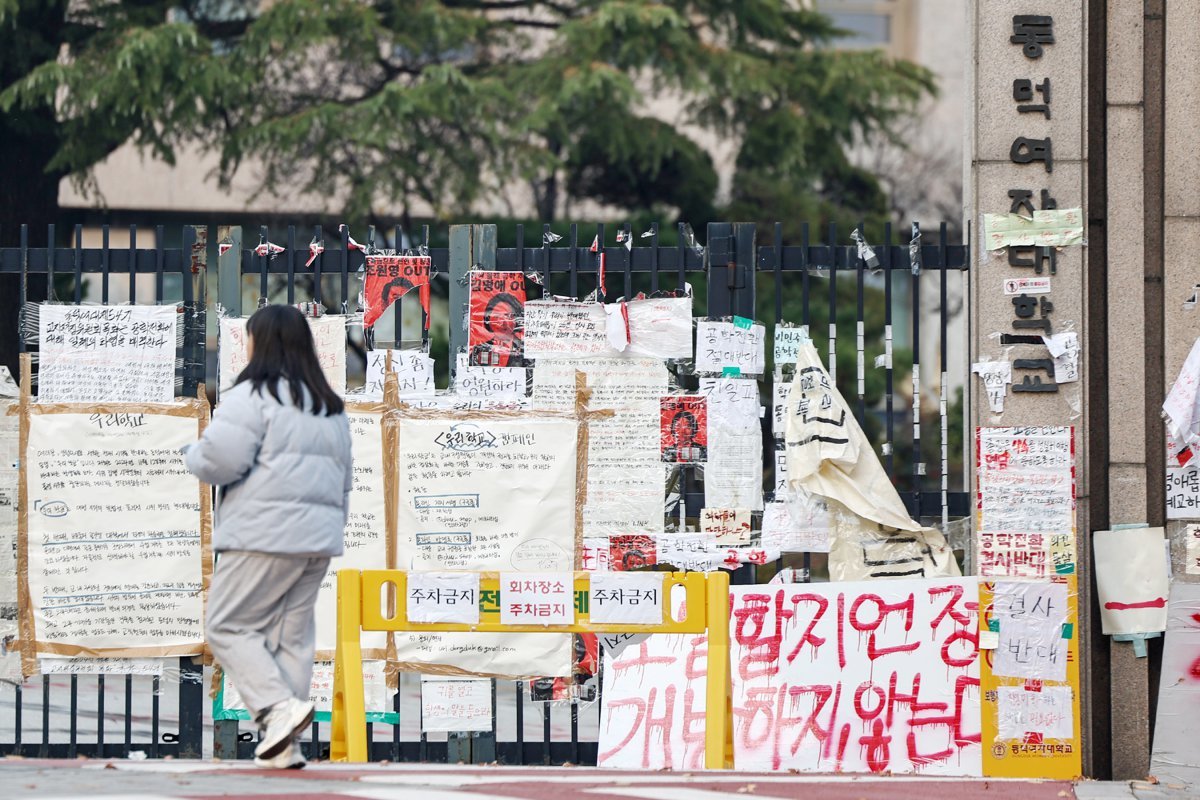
[972,361,1012,413]
[997,686,1074,740]
[624,296,693,360]
[762,487,833,554]
[993,581,1068,682]
[1042,332,1079,384]
[773,325,810,364]
[364,349,434,399]
[523,300,610,360]
[219,315,347,395]
[315,407,389,654]
[700,507,752,545]
[406,572,480,624]
[454,353,526,399]
[590,572,664,625]
[39,657,165,675]
[1167,429,1200,520]
[38,305,178,403]
[525,297,694,361]
[1094,526,1170,634]
[534,358,667,537]
[771,378,791,436]
[421,677,492,732]
[701,378,763,510]
[25,409,205,655]
[500,573,575,626]
[1164,337,1200,452]
[393,414,576,677]
[695,320,766,374]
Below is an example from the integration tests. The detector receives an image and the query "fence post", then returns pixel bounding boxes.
[448,225,497,386]
[705,222,756,319]
[215,225,242,319]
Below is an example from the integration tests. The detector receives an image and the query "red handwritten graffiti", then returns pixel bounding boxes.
[1103,598,1166,610]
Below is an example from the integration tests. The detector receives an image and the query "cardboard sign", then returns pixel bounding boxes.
[468,271,525,367]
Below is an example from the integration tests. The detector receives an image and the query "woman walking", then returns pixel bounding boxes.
[185,305,352,768]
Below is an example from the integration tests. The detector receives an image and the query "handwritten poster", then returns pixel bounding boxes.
[598,632,708,769]
[421,677,492,732]
[469,271,526,367]
[38,305,178,403]
[701,377,763,511]
[695,320,766,375]
[20,402,209,667]
[1093,526,1170,634]
[392,412,577,677]
[972,361,1012,414]
[980,577,1081,779]
[524,298,693,361]
[454,353,526,399]
[219,314,347,395]
[533,358,666,537]
[997,686,1073,740]
[624,296,694,360]
[314,405,390,656]
[730,579,982,775]
[700,507,752,545]
[976,427,1075,578]
[523,301,609,360]
[364,349,434,399]
[773,325,810,365]
[661,396,707,464]
[1167,430,1200,519]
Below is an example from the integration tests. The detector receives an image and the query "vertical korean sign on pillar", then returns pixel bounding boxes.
[970,3,1085,779]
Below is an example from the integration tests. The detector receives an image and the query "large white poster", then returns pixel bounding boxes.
[314,406,390,655]
[38,305,178,403]
[534,358,667,537]
[393,413,578,677]
[218,314,347,394]
[22,405,208,660]
[729,578,982,775]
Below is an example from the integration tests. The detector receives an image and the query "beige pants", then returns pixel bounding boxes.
[206,551,329,718]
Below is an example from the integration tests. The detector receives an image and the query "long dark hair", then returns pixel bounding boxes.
[235,305,344,416]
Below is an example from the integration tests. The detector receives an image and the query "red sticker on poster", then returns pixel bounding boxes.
[609,535,657,571]
[468,271,525,367]
[660,395,708,463]
[362,254,431,329]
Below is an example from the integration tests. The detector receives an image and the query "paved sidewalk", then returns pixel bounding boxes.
[0,759,1192,800]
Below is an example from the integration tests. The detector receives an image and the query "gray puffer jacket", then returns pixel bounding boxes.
[185,379,353,556]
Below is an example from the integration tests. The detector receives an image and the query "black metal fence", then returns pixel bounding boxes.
[0,219,969,763]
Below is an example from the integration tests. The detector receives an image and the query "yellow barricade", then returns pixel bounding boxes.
[331,569,731,768]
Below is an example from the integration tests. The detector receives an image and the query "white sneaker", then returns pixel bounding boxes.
[253,741,307,769]
[254,698,315,759]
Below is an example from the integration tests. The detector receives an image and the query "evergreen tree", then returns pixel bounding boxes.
[1,1,934,225]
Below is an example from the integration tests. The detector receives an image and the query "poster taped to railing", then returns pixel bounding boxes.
[391,409,579,677]
[18,399,211,675]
